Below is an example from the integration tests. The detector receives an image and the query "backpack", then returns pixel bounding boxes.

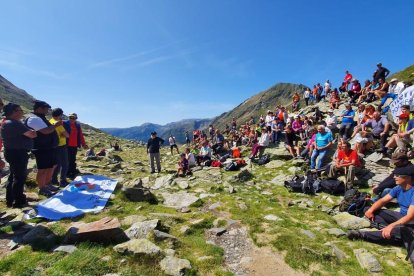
[233,147,241,158]
[203,160,212,167]
[401,227,414,264]
[235,159,246,167]
[257,154,270,165]
[337,189,371,217]
[284,171,319,195]
[211,160,222,167]
[225,162,238,171]
[320,179,345,195]
[219,153,230,163]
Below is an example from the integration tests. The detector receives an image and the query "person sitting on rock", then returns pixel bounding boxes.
[329,89,340,110]
[373,78,390,101]
[250,127,271,159]
[356,80,373,105]
[361,111,390,154]
[176,153,190,177]
[328,141,362,189]
[300,127,317,161]
[353,129,373,155]
[292,115,304,139]
[338,103,355,140]
[196,141,212,166]
[310,125,333,172]
[284,126,300,159]
[365,80,379,103]
[85,146,96,157]
[185,148,196,167]
[212,129,225,155]
[372,150,414,200]
[348,79,361,103]
[347,165,414,251]
[96,148,106,157]
[292,92,300,112]
[325,109,338,132]
[385,113,413,152]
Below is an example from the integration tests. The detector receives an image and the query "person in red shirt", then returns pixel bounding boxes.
[63,113,88,179]
[328,141,362,188]
[344,70,353,91]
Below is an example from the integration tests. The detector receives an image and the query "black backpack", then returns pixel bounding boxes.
[225,162,238,171]
[257,154,270,165]
[284,171,319,195]
[337,189,372,217]
[320,179,345,195]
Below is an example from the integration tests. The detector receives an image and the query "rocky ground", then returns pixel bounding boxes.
[0,111,412,275]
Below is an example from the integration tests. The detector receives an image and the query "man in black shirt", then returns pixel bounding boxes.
[147,132,164,173]
[373,63,390,82]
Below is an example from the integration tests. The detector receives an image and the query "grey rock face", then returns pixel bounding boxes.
[161,192,199,209]
[125,219,160,239]
[114,239,161,256]
[333,212,370,230]
[353,248,383,273]
[159,256,192,276]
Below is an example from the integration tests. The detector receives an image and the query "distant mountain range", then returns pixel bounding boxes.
[101,119,211,144]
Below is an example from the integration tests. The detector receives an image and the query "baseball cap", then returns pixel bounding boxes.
[393,165,414,176]
[69,113,78,118]
[399,113,409,119]
[151,131,157,135]
[390,78,398,83]
[33,100,51,110]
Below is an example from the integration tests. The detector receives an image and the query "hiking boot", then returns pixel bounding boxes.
[347,230,362,240]
[60,180,69,187]
[12,201,28,209]
[39,187,55,198]
[47,184,60,192]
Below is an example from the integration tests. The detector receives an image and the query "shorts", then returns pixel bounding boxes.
[33,149,57,169]
[170,144,178,150]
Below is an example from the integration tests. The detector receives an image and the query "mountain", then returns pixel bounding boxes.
[210,82,308,130]
[388,64,414,84]
[0,75,36,109]
[101,119,211,143]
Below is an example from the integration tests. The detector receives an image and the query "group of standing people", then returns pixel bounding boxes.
[1,100,87,207]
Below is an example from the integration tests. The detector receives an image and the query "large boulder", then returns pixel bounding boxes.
[160,256,192,276]
[332,213,370,230]
[22,225,57,250]
[65,217,128,244]
[264,160,285,169]
[161,192,200,209]
[122,178,157,203]
[152,175,174,190]
[114,239,161,256]
[125,219,161,239]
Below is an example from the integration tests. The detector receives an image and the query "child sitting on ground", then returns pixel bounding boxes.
[176,153,191,177]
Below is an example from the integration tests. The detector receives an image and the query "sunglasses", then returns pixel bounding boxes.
[394,174,410,178]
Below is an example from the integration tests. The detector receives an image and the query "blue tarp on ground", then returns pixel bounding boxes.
[36,175,118,221]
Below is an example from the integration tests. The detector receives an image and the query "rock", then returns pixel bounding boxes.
[112,155,123,162]
[333,213,370,230]
[300,229,316,239]
[121,215,147,227]
[208,202,221,210]
[270,175,289,186]
[264,160,284,169]
[123,186,157,203]
[54,245,77,254]
[327,228,346,237]
[164,248,176,257]
[65,217,128,244]
[152,175,174,190]
[178,207,191,213]
[261,191,273,195]
[160,256,192,276]
[325,242,347,261]
[264,215,282,222]
[7,240,19,250]
[114,239,161,256]
[125,219,160,239]
[22,225,57,249]
[161,192,200,209]
[175,179,189,190]
[153,230,177,241]
[364,152,383,163]
[208,228,227,236]
[353,248,383,273]
[237,169,253,182]
[180,226,190,234]
[239,203,248,210]
[288,166,301,175]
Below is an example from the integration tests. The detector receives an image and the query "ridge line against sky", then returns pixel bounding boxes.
[0,0,413,128]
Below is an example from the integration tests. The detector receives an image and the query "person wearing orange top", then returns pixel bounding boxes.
[328,141,362,188]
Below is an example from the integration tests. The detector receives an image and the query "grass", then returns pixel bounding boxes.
[1,139,412,275]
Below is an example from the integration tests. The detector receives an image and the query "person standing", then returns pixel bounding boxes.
[63,113,88,179]
[50,108,69,187]
[168,134,179,155]
[147,131,164,173]
[25,100,60,197]
[185,131,191,146]
[373,62,390,82]
[1,103,36,207]
[303,88,311,106]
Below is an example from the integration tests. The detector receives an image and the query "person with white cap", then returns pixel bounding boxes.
[325,109,338,131]
[379,78,406,109]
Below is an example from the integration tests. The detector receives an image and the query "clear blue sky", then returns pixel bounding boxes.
[1,0,413,127]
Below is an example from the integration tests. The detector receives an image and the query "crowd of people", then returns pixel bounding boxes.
[0,100,87,207]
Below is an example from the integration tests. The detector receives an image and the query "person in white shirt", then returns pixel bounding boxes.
[325,109,338,132]
[265,110,275,130]
[168,134,179,155]
[250,127,270,159]
[380,78,405,108]
[303,88,311,106]
[185,148,196,167]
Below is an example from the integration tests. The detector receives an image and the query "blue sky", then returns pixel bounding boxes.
[1,0,413,127]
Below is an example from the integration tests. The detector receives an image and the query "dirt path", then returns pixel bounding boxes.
[207,221,307,276]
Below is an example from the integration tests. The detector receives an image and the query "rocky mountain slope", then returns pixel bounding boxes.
[0,75,36,109]
[210,82,308,130]
[102,119,211,143]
